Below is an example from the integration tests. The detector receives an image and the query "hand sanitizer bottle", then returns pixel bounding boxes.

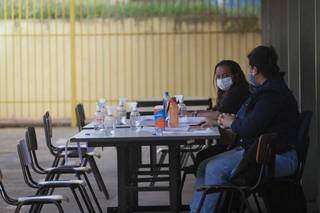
[163,91,170,119]
[129,102,141,130]
[176,95,187,117]
[94,102,105,130]
[116,97,127,125]
[104,107,115,135]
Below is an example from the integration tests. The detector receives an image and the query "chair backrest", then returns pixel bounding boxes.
[18,139,32,167]
[43,112,56,154]
[229,133,276,187]
[75,103,86,131]
[295,111,313,180]
[17,141,38,188]
[256,133,277,165]
[0,169,18,206]
[26,127,38,151]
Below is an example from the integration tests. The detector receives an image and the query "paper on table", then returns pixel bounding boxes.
[142,126,215,135]
[141,115,154,120]
[162,127,190,133]
[188,128,215,134]
[142,126,156,133]
[164,128,212,135]
[142,126,189,133]
[179,117,206,126]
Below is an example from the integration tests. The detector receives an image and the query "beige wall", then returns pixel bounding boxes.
[0,18,261,122]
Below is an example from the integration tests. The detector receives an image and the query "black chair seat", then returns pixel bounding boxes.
[18,195,64,204]
[38,180,84,188]
[45,166,91,174]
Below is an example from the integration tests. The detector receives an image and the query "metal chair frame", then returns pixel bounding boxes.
[43,111,110,200]
[17,140,95,212]
[0,169,65,213]
[75,104,111,200]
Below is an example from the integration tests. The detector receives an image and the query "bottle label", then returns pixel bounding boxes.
[154,106,165,129]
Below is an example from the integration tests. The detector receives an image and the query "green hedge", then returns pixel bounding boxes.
[0,0,260,19]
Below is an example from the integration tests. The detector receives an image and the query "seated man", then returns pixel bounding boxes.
[189,46,299,213]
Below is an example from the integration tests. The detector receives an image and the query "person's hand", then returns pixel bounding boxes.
[217,113,235,129]
[199,117,218,128]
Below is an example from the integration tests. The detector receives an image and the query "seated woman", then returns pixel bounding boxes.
[198,60,249,121]
[189,46,299,213]
[194,60,249,167]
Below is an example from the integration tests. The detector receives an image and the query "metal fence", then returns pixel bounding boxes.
[0,0,261,125]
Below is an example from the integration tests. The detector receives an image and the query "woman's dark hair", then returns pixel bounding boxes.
[213,60,248,107]
[247,45,281,78]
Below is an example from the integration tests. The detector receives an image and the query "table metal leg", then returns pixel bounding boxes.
[150,145,157,171]
[168,144,182,213]
[128,145,139,209]
[116,146,130,213]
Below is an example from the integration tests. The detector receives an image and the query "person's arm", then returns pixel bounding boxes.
[197,110,221,120]
[230,92,282,138]
[218,85,249,114]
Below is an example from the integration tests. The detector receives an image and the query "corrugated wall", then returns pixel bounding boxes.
[262,0,320,207]
[0,0,261,124]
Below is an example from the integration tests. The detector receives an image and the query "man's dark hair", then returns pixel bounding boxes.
[247,45,281,78]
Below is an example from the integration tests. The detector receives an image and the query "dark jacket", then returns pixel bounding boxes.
[214,83,250,114]
[231,77,299,154]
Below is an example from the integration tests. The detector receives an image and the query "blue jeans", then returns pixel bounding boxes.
[189,147,298,213]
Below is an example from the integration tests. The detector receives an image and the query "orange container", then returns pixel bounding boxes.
[168,98,179,128]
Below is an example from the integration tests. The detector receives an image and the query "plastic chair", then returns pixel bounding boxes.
[25,127,103,213]
[0,169,65,213]
[196,133,277,213]
[43,111,110,200]
[17,139,97,213]
[196,110,313,213]
[75,104,111,200]
[75,103,86,131]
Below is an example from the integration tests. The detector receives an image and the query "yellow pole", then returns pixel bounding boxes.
[70,0,77,127]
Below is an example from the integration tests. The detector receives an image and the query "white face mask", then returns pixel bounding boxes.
[217,77,233,91]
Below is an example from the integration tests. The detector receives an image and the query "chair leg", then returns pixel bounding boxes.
[149,151,167,187]
[196,192,207,213]
[180,152,188,167]
[239,191,254,213]
[30,189,47,213]
[180,171,187,195]
[71,187,85,213]
[78,185,97,213]
[190,152,197,164]
[81,157,88,167]
[253,193,263,213]
[87,155,110,200]
[54,201,65,213]
[82,173,103,213]
[52,155,61,167]
[15,204,23,213]
[59,156,66,166]
[48,158,65,195]
[227,192,234,213]
[215,192,224,213]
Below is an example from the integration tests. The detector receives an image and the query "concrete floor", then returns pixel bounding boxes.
[0,127,318,213]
